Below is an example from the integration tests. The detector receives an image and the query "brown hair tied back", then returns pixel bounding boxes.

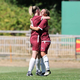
[45,9,50,16]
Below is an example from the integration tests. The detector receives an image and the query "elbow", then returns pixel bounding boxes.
[36,28,40,31]
[36,28,39,31]
[30,26,32,29]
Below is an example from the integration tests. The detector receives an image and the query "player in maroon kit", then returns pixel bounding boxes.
[30,9,51,76]
[27,6,50,76]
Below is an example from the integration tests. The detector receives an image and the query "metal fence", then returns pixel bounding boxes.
[0,36,31,55]
[49,34,75,56]
[0,30,31,55]
[0,30,80,60]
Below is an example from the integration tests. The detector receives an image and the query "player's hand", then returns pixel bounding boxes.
[30,18,32,23]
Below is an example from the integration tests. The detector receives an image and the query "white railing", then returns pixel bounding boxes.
[0,30,80,60]
[0,36,31,55]
[48,35,76,56]
[0,30,31,33]
[0,30,31,56]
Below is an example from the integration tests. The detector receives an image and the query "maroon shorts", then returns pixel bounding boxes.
[30,36,40,51]
[41,41,51,54]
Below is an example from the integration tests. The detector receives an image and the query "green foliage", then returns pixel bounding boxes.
[0,0,31,35]
[0,0,61,35]
[5,0,62,11]
[49,9,61,34]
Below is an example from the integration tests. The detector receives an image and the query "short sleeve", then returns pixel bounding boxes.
[38,19,47,30]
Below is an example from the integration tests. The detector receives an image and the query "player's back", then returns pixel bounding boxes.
[31,16,42,37]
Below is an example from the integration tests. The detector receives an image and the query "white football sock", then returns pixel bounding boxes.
[28,58,36,72]
[40,58,45,73]
[36,58,40,72]
[42,55,50,71]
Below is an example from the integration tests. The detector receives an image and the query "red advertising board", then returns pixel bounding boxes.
[76,39,80,52]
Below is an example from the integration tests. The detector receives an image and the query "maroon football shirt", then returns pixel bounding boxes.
[31,16,42,37]
[38,19,51,41]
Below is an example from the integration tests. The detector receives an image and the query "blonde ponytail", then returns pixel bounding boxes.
[29,6,39,15]
[29,6,33,15]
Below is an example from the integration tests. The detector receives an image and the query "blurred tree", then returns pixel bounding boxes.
[4,0,62,34]
[5,0,62,11]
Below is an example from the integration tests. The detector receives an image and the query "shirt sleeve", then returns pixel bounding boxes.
[31,20,33,27]
[38,19,47,30]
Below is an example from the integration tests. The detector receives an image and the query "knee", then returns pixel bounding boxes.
[41,52,46,57]
[32,51,38,59]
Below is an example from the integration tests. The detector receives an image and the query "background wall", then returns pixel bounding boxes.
[62,1,80,35]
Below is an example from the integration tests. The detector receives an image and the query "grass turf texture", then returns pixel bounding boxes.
[0,67,80,80]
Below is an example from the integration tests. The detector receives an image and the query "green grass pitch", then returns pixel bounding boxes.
[0,67,80,80]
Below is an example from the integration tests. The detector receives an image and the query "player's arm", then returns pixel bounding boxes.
[30,19,45,31]
[30,25,40,31]
[42,16,50,20]
[30,25,49,31]
[30,19,48,31]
